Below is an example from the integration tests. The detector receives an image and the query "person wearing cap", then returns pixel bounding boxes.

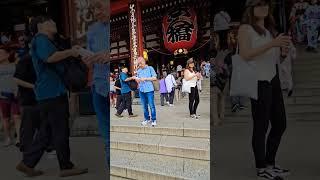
[237,0,292,179]
[184,58,201,119]
[135,57,158,127]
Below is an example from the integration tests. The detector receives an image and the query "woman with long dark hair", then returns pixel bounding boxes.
[184,58,201,119]
[238,0,291,179]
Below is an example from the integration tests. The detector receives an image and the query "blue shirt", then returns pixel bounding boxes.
[31,34,66,101]
[119,72,131,94]
[137,66,157,93]
[87,21,110,97]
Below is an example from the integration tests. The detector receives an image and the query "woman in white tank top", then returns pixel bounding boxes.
[237,0,292,179]
[184,58,201,119]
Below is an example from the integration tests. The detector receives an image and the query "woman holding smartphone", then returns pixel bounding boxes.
[184,58,201,119]
[238,0,291,179]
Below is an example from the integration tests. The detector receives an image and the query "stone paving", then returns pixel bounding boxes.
[0,136,107,180]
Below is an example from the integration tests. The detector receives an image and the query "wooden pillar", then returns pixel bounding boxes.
[128,0,144,74]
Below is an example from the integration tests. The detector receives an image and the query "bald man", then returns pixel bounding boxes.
[135,57,158,127]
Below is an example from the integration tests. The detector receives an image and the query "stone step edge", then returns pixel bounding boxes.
[111,140,209,161]
[111,125,210,138]
[111,165,186,180]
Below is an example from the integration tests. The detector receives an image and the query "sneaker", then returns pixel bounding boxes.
[257,168,283,180]
[239,105,246,110]
[267,165,290,177]
[115,113,123,118]
[59,167,88,177]
[16,162,43,177]
[151,121,157,127]
[231,104,239,113]
[3,138,12,147]
[190,114,199,120]
[129,114,138,118]
[169,104,174,107]
[166,102,170,105]
[141,120,148,126]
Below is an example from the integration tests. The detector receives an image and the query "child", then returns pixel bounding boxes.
[159,74,169,106]
[279,42,297,97]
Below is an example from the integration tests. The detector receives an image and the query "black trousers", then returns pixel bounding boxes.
[20,105,41,152]
[23,95,74,170]
[116,94,122,109]
[189,86,200,115]
[217,29,229,50]
[117,92,133,115]
[168,88,175,105]
[160,93,169,106]
[251,75,287,168]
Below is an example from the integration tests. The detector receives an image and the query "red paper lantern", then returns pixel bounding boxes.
[162,7,198,53]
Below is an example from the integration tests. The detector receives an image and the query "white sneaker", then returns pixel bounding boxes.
[166,102,170,105]
[151,121,157,126]
[169,104,174,107]
[141,120,148,126]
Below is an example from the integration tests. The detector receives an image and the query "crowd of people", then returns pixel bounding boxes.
[289,0,320,52]
[110,57,210,125]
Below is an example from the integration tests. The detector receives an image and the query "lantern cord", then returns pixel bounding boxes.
[188,39,210,53]
[145,39,210,55]
[147,47,173,56]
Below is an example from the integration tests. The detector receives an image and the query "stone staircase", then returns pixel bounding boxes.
[223,48,320,123]
[110,79,210,179]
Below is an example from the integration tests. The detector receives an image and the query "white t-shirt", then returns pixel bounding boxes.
[165,74,177,93]
[243,25,279,82]
[0,63,17,98]
[214,11,231,31]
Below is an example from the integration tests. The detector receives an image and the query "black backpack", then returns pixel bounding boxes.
[33,34,88,92]
[126,80,138,91]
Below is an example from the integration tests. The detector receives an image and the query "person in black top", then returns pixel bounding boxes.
[13,53,39,152]
[114,76,122,110]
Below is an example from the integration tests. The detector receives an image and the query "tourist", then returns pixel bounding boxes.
[82,0,111,170]
[184,58,201,119]
[0,47,21,147]
[204,60,211,78]
[115,67,137,118]
[197,71,203,93]
[159,73,169,106]
[238,0,291,179]
[13,51,41,153]
[176,64,182,77]
[214,6,231,50]
[110,76,116,108]
[16,16,88,177]
[114,75,122,110]
[289,0,309,43]
[279,41,296,97]
[304,0,320,52]
[136,57,157,127]
[165,71,177,106]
